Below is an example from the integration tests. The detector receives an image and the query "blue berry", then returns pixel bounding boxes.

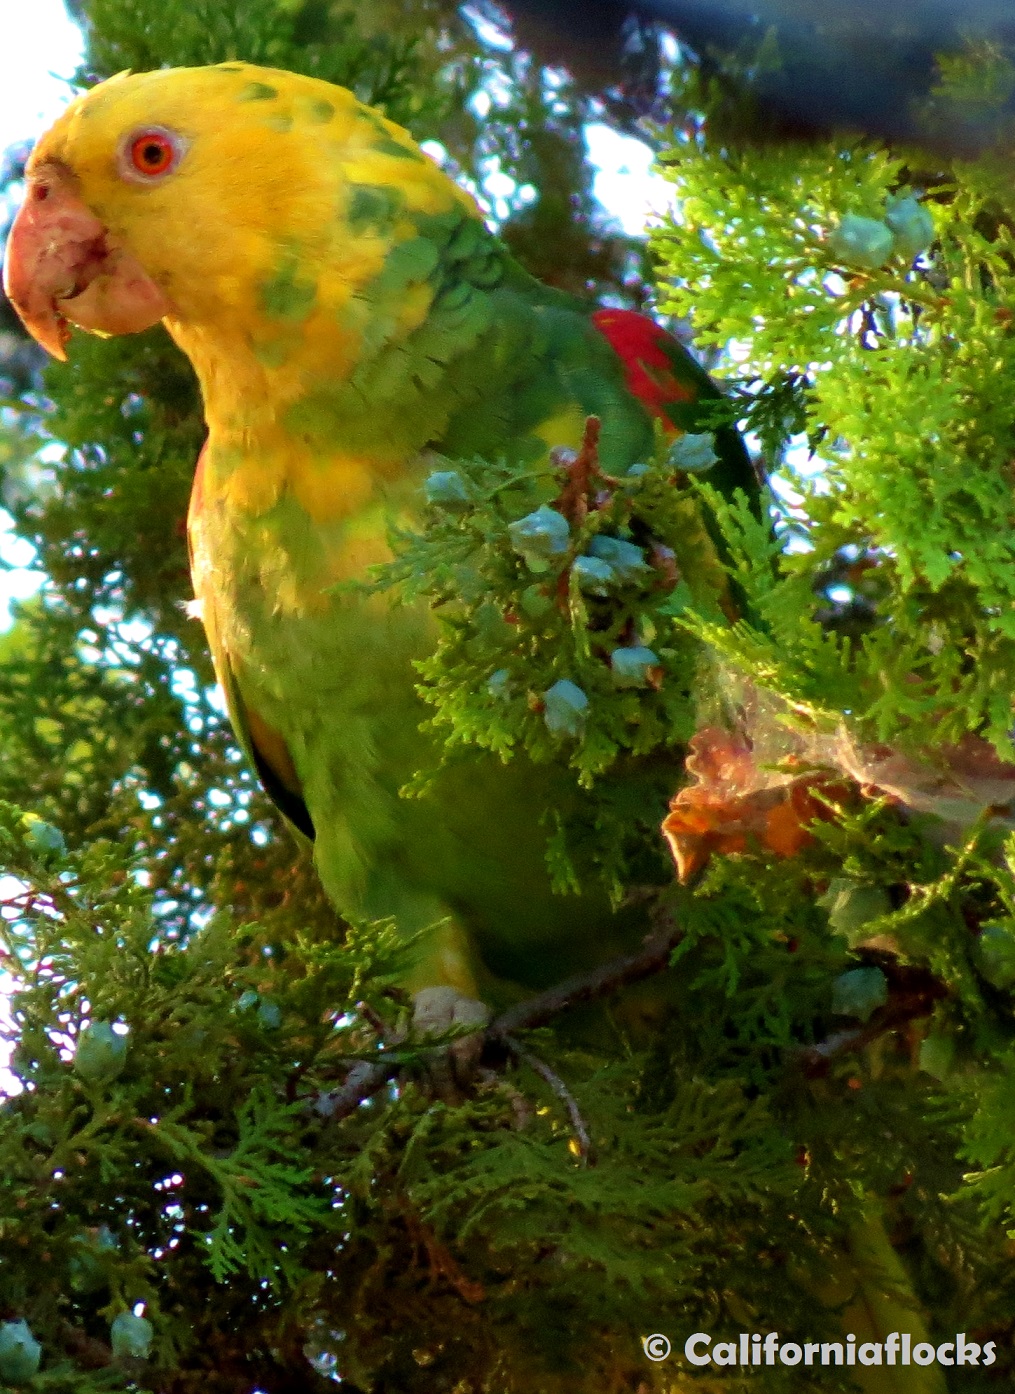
[542,680,589,737]
[423,470,470,509]
[667,432,719,473]
[827,214,894,270]
[0,1321,41,1384]
[508,506,571,573]
[110,1312,153,1360]
[609,645,661,688]
[587,535,649,584]
[885,194,934,260]
[572,555,615,594]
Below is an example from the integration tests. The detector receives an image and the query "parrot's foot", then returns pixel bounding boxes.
[317,916,685,1123]
[410,986,490,1102]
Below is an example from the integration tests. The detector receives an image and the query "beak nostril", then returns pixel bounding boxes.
[33,185,51,202]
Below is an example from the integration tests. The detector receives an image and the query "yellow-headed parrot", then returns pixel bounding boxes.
[4,63,755,1017]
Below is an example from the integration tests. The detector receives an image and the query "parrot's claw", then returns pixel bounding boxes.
[410,986,490,1102]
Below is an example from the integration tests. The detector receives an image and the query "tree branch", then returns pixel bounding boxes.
[503,1035,594,1163]
[483,917,681,1044]
[794,969,948,1076]
[315,912,683,1123]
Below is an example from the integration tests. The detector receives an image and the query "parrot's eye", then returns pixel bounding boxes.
[119,127,187,183]
[132,134,174,174]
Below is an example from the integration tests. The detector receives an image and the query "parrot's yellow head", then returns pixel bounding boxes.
[3,62,474,390]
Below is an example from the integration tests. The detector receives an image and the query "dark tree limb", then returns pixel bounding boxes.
[794,967,948,1076]
[315,913,683,1123]
[483,917,681,1044]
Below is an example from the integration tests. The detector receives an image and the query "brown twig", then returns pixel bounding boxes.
[552,415,602,529]
[483,917,682,1044]
[314,1059,390,1120]
[398,1199,487,1304]
[503,1035,594,1164]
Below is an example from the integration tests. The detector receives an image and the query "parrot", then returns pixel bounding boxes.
[3,62,757,1027]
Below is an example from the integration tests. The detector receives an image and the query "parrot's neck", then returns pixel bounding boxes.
[167,307,429,525]
[163,186,495,528]
[167,203,553,525]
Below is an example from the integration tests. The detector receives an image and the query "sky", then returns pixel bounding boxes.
[0,0,85,152]
[0,0,86,629]
[0,3,667,235]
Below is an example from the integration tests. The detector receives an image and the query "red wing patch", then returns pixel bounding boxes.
[592,307,697,424]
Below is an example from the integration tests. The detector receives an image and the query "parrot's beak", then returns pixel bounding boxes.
[3,161,172,361]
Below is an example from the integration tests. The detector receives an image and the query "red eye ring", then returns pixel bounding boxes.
[129,132,176,177]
